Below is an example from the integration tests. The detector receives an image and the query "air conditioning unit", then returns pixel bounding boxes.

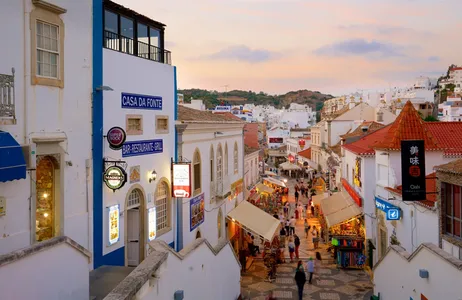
[21,144,37,169]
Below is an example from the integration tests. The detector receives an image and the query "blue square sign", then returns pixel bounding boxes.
[387,208,401,220]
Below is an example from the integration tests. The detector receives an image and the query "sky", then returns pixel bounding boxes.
[116,0,462,96]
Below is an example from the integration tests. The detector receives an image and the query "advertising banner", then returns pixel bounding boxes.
[401,140,426,201]
[173,163,191,198]
[190,193,205,231]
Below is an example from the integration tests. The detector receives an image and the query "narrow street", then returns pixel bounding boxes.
[241,177,373,300]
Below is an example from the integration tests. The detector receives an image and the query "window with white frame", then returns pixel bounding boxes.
[224,144,229,176]
[156,182,170,233]
[234,142,238,173]
[217,145,223,185]
[36,21,59,78]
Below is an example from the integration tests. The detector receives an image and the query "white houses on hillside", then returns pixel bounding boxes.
[0,0,92,298]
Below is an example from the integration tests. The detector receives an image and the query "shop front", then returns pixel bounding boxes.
[319,190,366,269]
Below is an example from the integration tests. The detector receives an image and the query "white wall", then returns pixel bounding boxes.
[374,245,462,300]
[0,243,89,300]
[329,121,354,145]
[102,49,175,256]
[0,0,92,255]
[137,242,241,300]
[179,123,244,248]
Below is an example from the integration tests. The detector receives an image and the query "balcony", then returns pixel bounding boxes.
[215,179,231,201]
[104,31,171,65]
[0,69,15,122]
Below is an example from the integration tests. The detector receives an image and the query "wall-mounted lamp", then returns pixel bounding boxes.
[149,170,157,183]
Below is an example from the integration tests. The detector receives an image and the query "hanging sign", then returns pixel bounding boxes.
[299,139,306,150]
[103,165,127,191]
[172,163,191,198]
[190,193,205,231]
[148,207,157,241]
[122,139,163,157]
[108,205,120,245]
[401,140,426,201]
[107,127,126,150]
[121,92,163,110]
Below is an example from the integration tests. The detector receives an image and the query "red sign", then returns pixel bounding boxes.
[299,139,306,150]
[172,163,191,198]
[107,127,126,150]
[288,154,295,162]
[341,178,362,207]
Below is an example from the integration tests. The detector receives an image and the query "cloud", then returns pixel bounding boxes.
[428,56,440,62]
[338,24,435,37]
[314,39,406,59]
[204,45,280,63]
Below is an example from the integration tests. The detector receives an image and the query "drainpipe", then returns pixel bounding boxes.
[242,126,245,204]
[327,119,332,147]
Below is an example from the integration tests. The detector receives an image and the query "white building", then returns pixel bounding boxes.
[438,97,462,121]
[267,126,290,149]
[92,0,176,268]
[286,137,311,160]
[0,0,92,298]
[176,105,245,247]
[280,103,316,128]
[182,99,206,111]
[244,146,260,200]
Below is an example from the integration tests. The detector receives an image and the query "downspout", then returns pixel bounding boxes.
[241,126,245,204]
[174,67,183,251]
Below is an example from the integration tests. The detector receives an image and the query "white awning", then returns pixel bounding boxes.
[263,177,286,187]
[255,183,274,194]
[279,162,302,171]
[227,201,281,241]
[312,193,328,205]
[320,191,362,228]
[265,171,277,176]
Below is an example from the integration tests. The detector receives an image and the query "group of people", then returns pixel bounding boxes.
[294,252,323,300]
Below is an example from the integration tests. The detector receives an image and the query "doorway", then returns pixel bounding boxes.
[125,188,145,266]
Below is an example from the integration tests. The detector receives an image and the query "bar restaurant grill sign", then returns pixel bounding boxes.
[122,139,163,157]
[401,140,426,201]
[121,92,162,110]
[103,166,127,191]
[107,127,126,150]
[172,163,191,198]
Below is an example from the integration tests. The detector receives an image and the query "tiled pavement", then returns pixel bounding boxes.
[241,178,373,300]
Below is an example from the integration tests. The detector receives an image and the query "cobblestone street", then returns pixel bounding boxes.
[241,177,373,300]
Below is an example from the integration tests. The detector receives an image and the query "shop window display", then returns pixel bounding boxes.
[36,156,56,242]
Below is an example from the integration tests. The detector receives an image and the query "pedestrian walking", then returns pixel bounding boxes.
[315,251,322,273]
[306,257,315,284]
[294,261,307,300]
[294,234,301,259]
[310,201,315,216]
[295,190,299,202]
[289,216,296,235]
[304,219,310,238]
[311,226,319,249]
[285,219,290,235]
[288,237,295,262]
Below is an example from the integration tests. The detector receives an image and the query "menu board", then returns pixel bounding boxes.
[108,205,120,245]
[148,207,157,241]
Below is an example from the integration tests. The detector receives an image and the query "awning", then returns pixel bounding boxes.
[255,183,274,194]
[264,171,277,176]
[0,131,26,182]
[312,193,327,206]
[263,177,286,187]
[227,201,280,241]
[279,162,302,171]
[321,191,362,227]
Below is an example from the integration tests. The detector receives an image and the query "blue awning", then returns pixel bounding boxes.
[0,131,26,182]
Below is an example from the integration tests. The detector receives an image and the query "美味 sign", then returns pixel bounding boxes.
[401,140,426,201]
[121,93,162,110]
[122,139,163,157]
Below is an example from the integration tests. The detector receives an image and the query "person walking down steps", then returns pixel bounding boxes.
[294,260,307,300]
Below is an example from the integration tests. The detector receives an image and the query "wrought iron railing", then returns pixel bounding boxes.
[104,30,172,65]
[0,68,15,120]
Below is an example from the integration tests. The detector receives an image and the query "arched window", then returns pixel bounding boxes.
[156,181,171,234]
[193,149,201,194]
[127,189,141,209]
[217,144,223,187]
[217,208,223,239]
[224,143,228,176]
[233,142,238,174]
[210,146,214,183]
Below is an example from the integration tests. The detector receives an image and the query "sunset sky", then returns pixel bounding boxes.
[116,0,462,96]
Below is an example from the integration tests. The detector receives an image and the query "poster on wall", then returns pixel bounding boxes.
[353,157,362,188]
[172,163,191,198]
[190,193,205,232]
[148,207,157,241]
[401,140,426,201]
[129,165,141,183]
[108,205,120,246]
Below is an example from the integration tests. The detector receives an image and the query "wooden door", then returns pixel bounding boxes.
[127,208,140,266]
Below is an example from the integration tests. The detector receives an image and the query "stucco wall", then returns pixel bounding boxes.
[101,49,175,258]
[0,0,92,255]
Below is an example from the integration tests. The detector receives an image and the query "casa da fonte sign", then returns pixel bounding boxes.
[401,140,426,201]
[103,165,127,191]
[121,92,162,110]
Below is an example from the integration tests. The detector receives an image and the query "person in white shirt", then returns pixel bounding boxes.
[289,216,296,235]
[311,225,319,249]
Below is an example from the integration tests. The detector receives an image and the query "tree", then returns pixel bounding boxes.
[424,115,438,121]
[446,83,456,92]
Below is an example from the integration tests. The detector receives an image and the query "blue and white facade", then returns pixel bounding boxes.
[92,0,176,268]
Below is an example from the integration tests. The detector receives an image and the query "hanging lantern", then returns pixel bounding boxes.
[298,139,306,150]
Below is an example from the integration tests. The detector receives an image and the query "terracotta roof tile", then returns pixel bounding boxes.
[342,125,391,155]
[329,143,342,157]
[298,147,311,159]
[434,159,462,174]
[426,122,462,155]
[374,101,441,151]
[213,112,244,121]
[340,121,385,139]
[245,145,260,155]
[178,105,244,122]
[385,172,437,207]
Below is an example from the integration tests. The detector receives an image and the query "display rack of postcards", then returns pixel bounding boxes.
[332,235,366,269]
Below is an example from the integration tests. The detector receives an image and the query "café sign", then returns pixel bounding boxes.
[401,140,426,201]
[107,127,126,150]
[172,163,192,198]
[103,165,127,191]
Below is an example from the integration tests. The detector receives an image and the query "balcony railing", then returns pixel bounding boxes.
[104,30,172,65]
[0,68,15,120]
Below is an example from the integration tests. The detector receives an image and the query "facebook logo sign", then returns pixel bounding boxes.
[387,209,400,220]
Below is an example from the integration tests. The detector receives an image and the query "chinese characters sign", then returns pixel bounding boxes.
[401,140,426,201]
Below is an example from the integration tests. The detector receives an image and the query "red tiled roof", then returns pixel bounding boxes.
[426,122,462,155]
[434,159,462,174]
[385,172,437,207]
[374,101,441,151]
[340,121,385,139]
[298,147,311,159]
[214,112,244,121]
[342,125,391,155]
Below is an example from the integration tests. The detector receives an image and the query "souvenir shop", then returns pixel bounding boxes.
[262,177,288,195]
[329,217,366,269]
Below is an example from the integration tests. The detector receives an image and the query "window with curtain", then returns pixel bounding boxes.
[443,182,462,238]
